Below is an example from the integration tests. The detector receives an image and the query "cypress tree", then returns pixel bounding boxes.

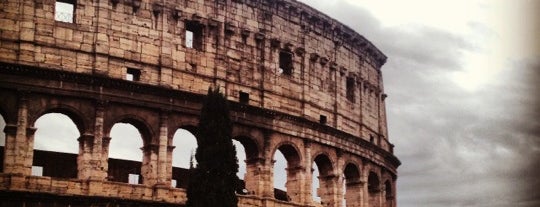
[186,86,239,207]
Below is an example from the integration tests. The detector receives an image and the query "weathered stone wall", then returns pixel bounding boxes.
[0,0,398,206]
[0,0,391,149]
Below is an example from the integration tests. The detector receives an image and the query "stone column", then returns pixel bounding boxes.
[303,140,313,205]
[2,124,17,173]
[318,174,339,207]
[345,180,364,207]
[286,166,306,203]
[244,157,265,195]
[261,132,274,198]
[166,145,175,186]
[77,133,94,179]
[92,102,107,180]
[101,136,111,180]
[141,144,159,185]
[362,173,369,207]
[4,96,34,175]
[156,112,169,186]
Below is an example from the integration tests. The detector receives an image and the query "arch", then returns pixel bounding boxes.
[106,115,154,145]
[367,170,382,207]
[384,180,393,199]
[273,142,303,202]
[171,127,198,188]
[312,153,334,176]
[32,113,80,179]
[273,142,302,167]
[343,162,361,183]
[233,135,260,160]
[311,153,337,205]
[107,122,146,184]
[32,105,87,136]
[343,162,362,207]
[368,171,380,193]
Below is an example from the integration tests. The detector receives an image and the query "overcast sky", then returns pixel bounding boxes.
[1,0,539,206]
[298,0,540,206]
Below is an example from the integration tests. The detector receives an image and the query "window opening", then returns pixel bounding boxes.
[346,77,355,102]
[239,91,249,104]
[128,173,140,184]
[55,0,75,23]
[279,51,293,76]
[126,68,141,81]
[185,22,204,50]
[319,115,327,125]
[31,166,44,176]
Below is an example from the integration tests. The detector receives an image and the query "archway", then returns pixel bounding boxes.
[343,163,362,207]
[171,127,198,188]
[32,113,80,178]
[312,154,337,206]
[232,135,260,195]
[368,171,381,207]
[273,144,302,202]
[108,122,144,184]
[384,180,394,207]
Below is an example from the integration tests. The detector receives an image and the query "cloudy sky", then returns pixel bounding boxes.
[297,0,540,206]
[1,0,539,206]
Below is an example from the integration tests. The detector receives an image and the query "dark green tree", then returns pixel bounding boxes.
[186,86,239,207]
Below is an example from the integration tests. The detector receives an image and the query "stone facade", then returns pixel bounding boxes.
[0,0,399,206]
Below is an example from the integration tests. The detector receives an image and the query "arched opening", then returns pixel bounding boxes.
[312,154,337,206]
[32,113,80,178]
[312,165,321,203]
[368,171,381,207]
[0,114,6,173]
[232,135,259,195]
[273,144,301,202]
[171,127,198,188]
[343,163,362,207]
[384,180,393,207]
[108,122,144,184]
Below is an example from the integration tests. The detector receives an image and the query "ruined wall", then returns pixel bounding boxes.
[0,0,391,149]
[0,0,398,206]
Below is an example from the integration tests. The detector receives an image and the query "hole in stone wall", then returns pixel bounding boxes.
[31,166,44,176]
[319,115,327,125]
[185,21,204,50]
[279,51,293,76]
[346,77,355,102]
[55,0,76,23]
[126,68,141,81]
[128,173,141,184]
[239,91,249,104]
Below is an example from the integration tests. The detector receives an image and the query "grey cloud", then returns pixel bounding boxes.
[299,0,540,206]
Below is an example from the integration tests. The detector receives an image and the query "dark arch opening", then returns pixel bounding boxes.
[385,180,393,199]
[343,163,361,207]
[32,113,80,179]
[344,163,360,182]
[368,172,380,193]
[368,171,381,207]
[312,154,335,205]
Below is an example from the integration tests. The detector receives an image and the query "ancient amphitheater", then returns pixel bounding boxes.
[0,0,399,206]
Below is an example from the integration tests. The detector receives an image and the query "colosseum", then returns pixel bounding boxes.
[0,0,399,206]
